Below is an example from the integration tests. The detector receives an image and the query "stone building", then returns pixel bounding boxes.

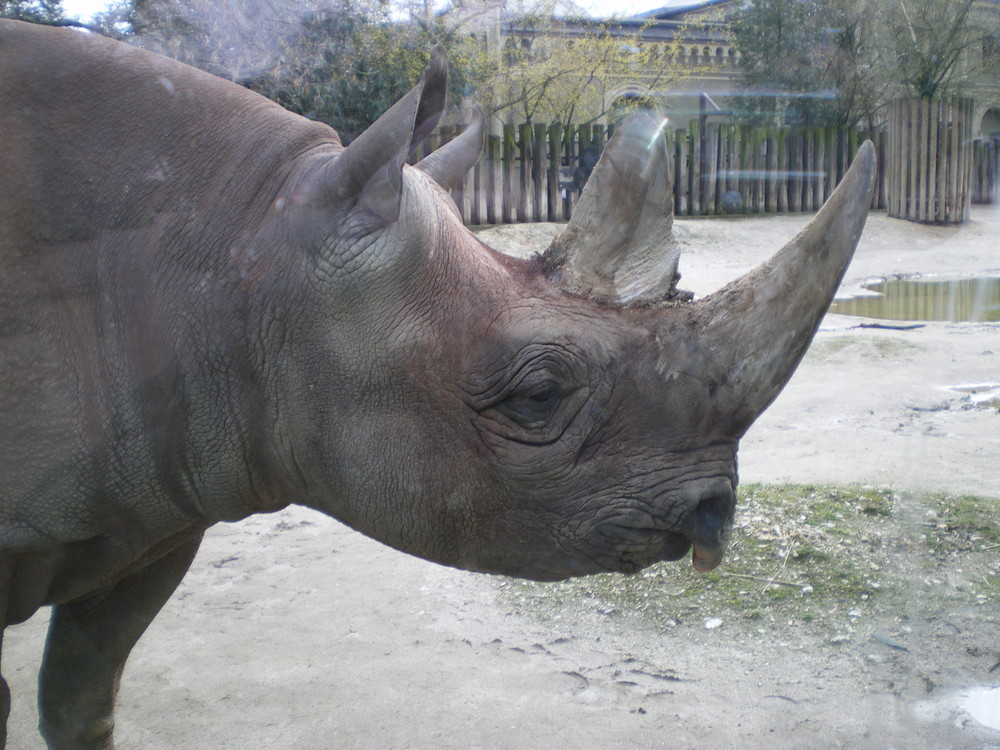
[971,0,1000,136]
[448,0,739,125]
[608,0,1000,136]
[452,0,1000,136]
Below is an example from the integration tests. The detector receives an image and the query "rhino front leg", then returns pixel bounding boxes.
[38,532,204,750]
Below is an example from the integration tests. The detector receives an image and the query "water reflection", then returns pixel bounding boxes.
[830,276,1000,322]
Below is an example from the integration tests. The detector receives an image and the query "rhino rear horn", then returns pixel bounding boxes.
[319,46,449,223]
[542,113,682,306]
[416,105,485,191]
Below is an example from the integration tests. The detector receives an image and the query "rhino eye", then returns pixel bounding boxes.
[497,382,565,427]
[466,344,589,445]
[530,386,559,405]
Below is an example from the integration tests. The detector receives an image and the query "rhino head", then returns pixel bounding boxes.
[251,52,875,581]
[0,25,882,749]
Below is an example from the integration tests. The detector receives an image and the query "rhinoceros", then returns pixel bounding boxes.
[0,18,876,750]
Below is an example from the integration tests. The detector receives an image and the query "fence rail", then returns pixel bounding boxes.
[411,122,996,226]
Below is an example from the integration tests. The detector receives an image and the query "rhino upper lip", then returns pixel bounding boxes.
[691,544,726,571]
[655,531,692,562]
[600,527,726,573]
[594,527,693,572]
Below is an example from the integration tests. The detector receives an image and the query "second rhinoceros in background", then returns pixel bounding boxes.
[0,19,876,749]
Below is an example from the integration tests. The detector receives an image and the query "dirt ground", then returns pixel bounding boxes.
[6,206,1000,749]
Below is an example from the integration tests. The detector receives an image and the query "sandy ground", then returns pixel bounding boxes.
[5,206,1000,748]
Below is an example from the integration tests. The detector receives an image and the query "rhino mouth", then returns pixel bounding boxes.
[655,531,693,563]
[653,533,727,571]
[600,528,728,575]
[593,487,734,575]
[505,527,727,581]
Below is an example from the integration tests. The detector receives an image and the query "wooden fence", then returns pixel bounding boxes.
[668,124,886,217]
[886,98,975,224]
[413,121,994,226]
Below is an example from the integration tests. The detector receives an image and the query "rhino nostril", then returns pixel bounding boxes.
[688,485,735,572]
[691,485,735,547]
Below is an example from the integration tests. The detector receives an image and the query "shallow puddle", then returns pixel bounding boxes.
[830,276,1000,322]
[961,686,1000,731]
[949,383,1000,410]
[912,684,1000,732]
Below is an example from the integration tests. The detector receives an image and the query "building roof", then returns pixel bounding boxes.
[632,0,737,21]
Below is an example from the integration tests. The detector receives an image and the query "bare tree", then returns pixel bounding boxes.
[880,0,997,100]
[462,0,693,125]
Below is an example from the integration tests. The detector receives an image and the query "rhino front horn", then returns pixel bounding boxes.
[688,139,878,435]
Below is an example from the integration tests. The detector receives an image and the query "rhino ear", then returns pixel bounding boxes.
[411,44,448,151]
[541,114,682,306]
[415,105,485,190]
[318,46,448,223]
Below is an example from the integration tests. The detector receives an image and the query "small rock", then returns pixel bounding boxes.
[704,617,724,630]
[872,632,909,651]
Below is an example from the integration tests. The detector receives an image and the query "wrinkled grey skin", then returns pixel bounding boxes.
[0,20,876,750]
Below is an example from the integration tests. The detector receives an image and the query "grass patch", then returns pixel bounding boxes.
[499,484,999,634]
[939,495,1000,544]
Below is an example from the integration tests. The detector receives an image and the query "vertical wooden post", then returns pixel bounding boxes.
[733,125,744,207]
[775,129,787,213]
[532,123,546,222]
[804,128,814,210]
[961,98,974,222]
[789,131,802,212]
[470,141,482,226]
[927,99,939,222]
[689,119,701,215]
[675,128,689,216]
[764,128,775,213]
[890,99,902,218]
[517,123,530,222]
[907,99,918,218]
[705,123,719,214]
[547,124,561,221]
[501,126,514,224]
[824,127,835,203]
[748,127,759,213]
[486,134,499,225]
[563,124,575,219]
